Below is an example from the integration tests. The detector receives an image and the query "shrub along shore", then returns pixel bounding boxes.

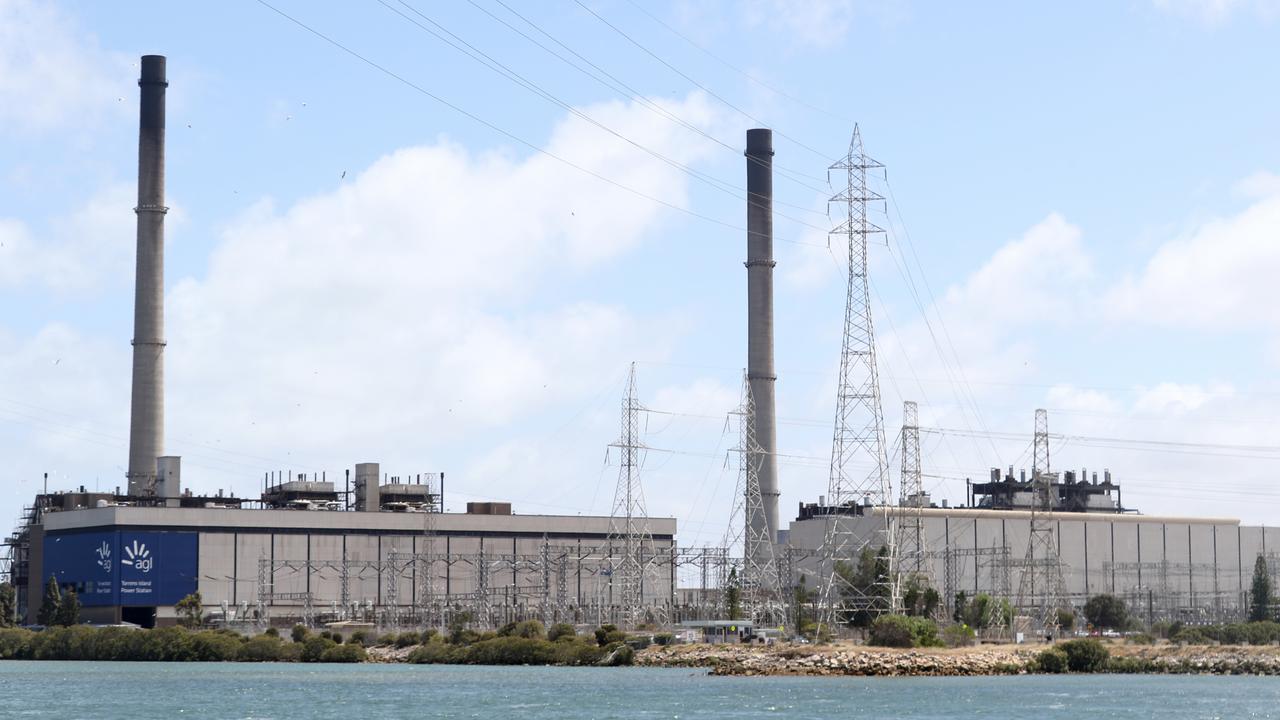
[0,620,635,666]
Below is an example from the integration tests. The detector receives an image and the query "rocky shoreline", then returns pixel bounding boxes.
[636,642,1280,676]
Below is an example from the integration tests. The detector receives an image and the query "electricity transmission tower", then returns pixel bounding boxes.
[1016,408,1068,638]
[819,126,897,629]
[724,371,782,625]
[899,401,925,577]
[606,362,656,627]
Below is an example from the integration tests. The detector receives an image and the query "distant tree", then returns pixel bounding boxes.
[175,592,204,628]
[1250,555,1273,623]
[952,591,969,625]
[547,623,576,642]
[1056,608,1076,633]
[793,576,817,635]
[902,575,941,618]
[1083,594,1129,630]
[448,611,476,645]
[725,568,742,621]
[0,583,16,627]
[37,576,61,626]
[834,546,891,627]
[54,589,81,627]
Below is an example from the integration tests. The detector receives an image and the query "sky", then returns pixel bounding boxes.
[2,0,1280,549]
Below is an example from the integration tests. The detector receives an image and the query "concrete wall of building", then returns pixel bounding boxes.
[32,506,678,624]
[788,508,1274,621]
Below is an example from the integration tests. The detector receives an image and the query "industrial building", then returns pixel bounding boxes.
[5,53,1276,637]
[788,501,1280,625]
[12,480,676,628]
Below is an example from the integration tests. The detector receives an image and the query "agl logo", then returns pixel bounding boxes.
[121,540,153,573]
[95,541,111,572]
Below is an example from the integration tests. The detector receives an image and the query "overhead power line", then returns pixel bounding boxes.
[572,0,837,162]
[619,0,854,124]
[470,0,832,198]
[256,0,828,247]
[380,0,830,232]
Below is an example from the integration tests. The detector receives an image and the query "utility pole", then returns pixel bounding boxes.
[1016,408,1068,639]
[819,126,897,630]
[900,401,925,577]
[607,363,656,628]
[725,371,782,626]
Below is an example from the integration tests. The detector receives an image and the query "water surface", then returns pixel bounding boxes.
[2,662,1277,719]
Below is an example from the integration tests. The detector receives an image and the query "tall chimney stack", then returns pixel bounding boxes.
[745,129,780,544]
[126,55,168,495]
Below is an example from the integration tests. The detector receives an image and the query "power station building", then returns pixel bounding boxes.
[787,474,1280,624]
[12,481,676,628]
[6,53,1276,635]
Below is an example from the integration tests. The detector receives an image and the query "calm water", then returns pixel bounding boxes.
[2,662,1279,719]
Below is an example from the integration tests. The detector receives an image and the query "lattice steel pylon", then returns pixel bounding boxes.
[724,371,783,625]
[606,362,658,628]
[416,495,439,630]
[899,401,925,577]
[1016,408,1068,638]
[818,125,898,629]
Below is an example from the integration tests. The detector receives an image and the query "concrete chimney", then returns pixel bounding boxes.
[126,55,168,495]
[745,129,780,543]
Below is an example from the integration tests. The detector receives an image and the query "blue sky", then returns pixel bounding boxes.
[2,0,1280,545]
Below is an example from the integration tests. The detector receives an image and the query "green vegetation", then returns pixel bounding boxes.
[866,614,942,648]
[37,576,61,626]
[0,583,16,627]
[1158,621,1280,645]
[1059,639,1109,672]
[547,623,576,642]
[725,568,742,621]
[961,593,1011,630]
[1083,594,1129,631]
[407,623,634,667]
[1055,608,1076,633]
[594,624,626,647]
[941,623,976,648]
[1033,647,1068,673]
[833,547,890,627]
[175,592,203,628]
[1033,639,1111,674]
[900,576,941,618]
[1250,555,1273,623]
[53,589,81,627]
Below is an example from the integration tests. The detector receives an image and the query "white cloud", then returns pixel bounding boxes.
[0,183,138,293]
[1106,182,1280,331]
[1152,0,1280,22]
[1046,384,1121,414]
[746,0,858,47]
[151,93,720,493]
[1131,382,1230,415]
[0,0,130,132]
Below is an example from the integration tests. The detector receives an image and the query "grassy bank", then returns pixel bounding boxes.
[0,620,635,667]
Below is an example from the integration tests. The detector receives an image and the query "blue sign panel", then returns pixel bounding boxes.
[44,530,198,607]
[118,532,198,605]
[43,531,118,606]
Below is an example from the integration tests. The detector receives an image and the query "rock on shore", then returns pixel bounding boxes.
[636,642,1280,676]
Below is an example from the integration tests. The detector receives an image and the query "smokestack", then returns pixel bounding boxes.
[745,129,780,544]
[126,55,168,495]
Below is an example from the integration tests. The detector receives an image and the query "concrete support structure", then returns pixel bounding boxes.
[745,129,780,544]
[354,463,380,511]
[126,55,168,495]
[156,456,181,507]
